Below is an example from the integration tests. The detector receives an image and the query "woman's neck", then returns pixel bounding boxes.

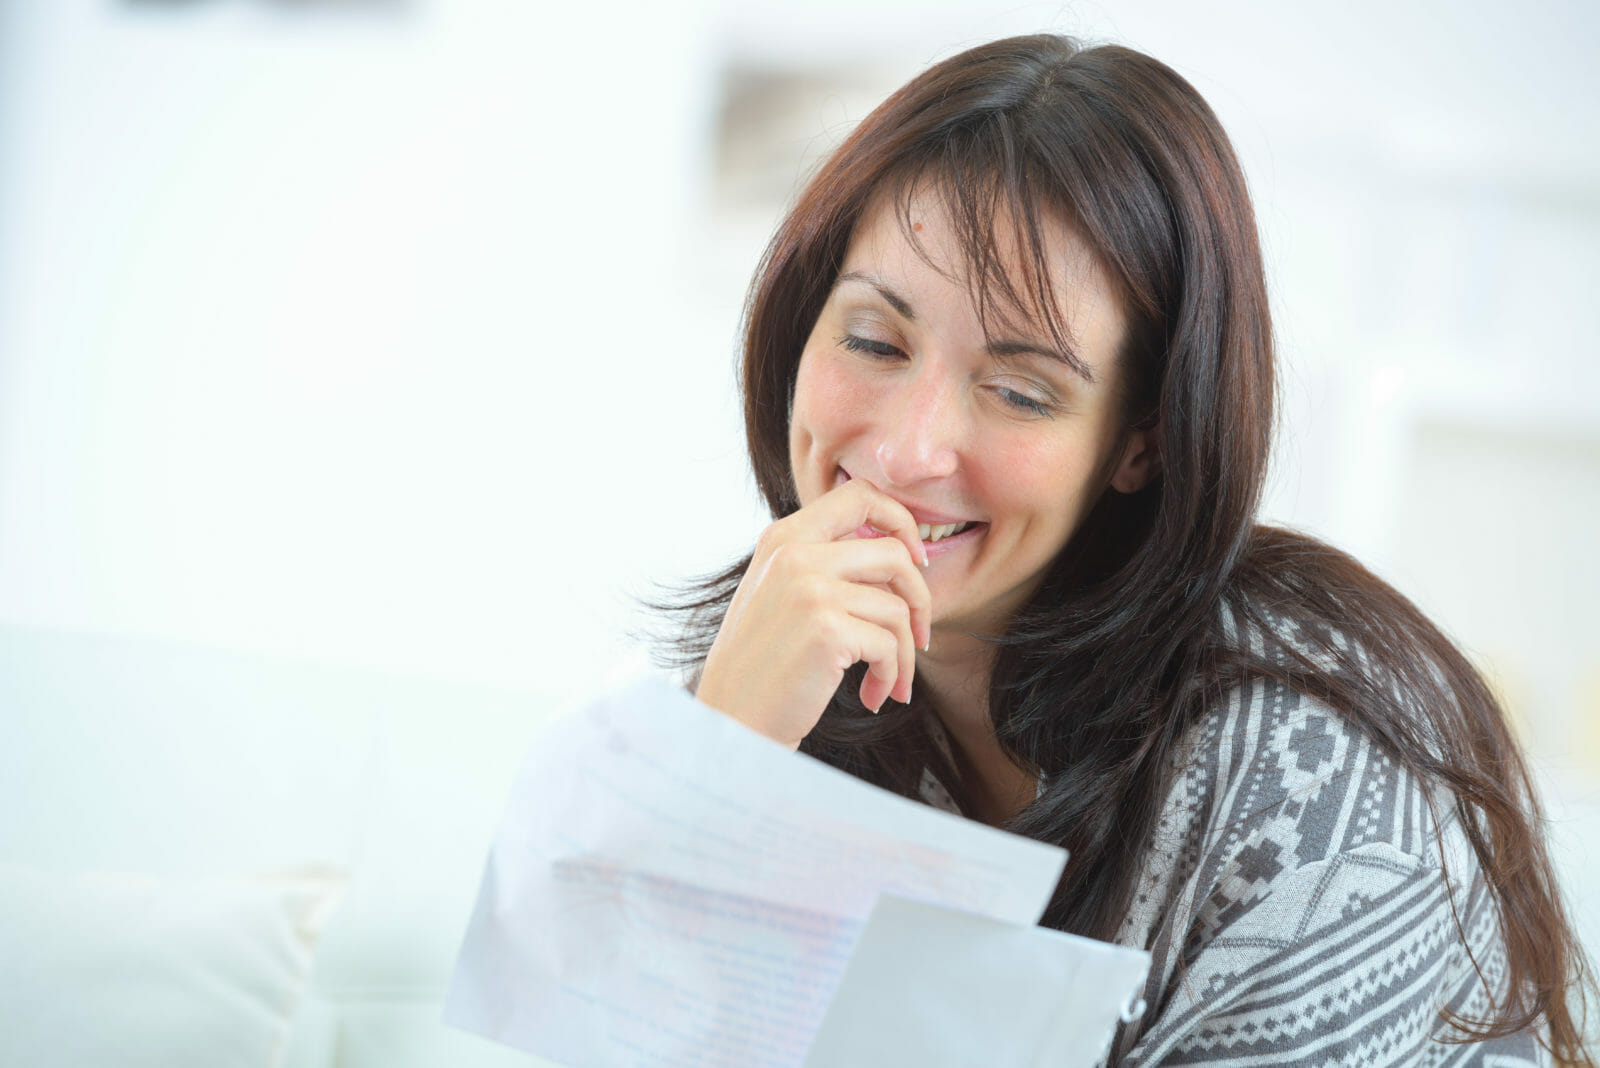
[916,630,1037,826]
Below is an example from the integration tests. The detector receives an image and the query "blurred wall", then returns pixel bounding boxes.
[0,0,733,696]
[0,0,1595,762]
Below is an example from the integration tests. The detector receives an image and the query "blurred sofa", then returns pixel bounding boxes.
[0,622,560,1068]
[6,621,1597,1064]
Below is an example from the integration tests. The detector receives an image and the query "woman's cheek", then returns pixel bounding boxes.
[795,354,871,439]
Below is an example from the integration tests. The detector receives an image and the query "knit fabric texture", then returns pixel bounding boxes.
[917,677,1545,1064]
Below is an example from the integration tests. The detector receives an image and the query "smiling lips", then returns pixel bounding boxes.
[838,468,982,546]
[918,521,972,542]
[852,520,986,550]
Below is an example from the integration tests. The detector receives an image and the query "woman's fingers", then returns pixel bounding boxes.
[828,581,917,710]
[771,476,928,569]
[762,537,931,653]
[697,476,935,746]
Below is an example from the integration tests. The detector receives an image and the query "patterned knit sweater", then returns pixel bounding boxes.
[920,678,1546,1064]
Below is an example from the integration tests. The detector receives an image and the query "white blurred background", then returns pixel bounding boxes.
[1,0,1595,994]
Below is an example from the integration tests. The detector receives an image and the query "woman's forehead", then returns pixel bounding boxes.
[842,183,1120,343]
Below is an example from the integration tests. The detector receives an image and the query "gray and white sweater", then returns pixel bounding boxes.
[1106,679,1540,1065]
[921,678,1545,1064]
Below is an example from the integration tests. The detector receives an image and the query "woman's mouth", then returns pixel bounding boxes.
[836,468,983,549]
[919,520,985,560]
[918,521,972,543]
[851,519,987,557]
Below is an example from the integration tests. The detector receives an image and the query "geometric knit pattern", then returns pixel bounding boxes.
[915,679,1549,1064]
[1105,679,1547,1065]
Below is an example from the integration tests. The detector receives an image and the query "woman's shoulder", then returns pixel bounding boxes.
[1174,666,1428,845]
[1110,677,1542,1064]
[1171,591,1470,870]
[1119,674,1436,947]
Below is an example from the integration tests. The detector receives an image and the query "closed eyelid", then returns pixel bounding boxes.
[990,370,1057,403]
[988,340,1095,385]
[841,312,901,336]
[832,273,1094,385]
[998,388,1053,416]
[838,334,905,360]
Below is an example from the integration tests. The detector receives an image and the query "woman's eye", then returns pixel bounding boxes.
[839,335,904,359]
[998,388,1053,417]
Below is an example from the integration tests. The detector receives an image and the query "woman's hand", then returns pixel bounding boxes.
[695,478,933,748]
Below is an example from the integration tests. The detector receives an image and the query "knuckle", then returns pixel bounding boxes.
[754,522,788,556]
[866,536,906,571]
[817,611,851,649]
[766,541,806,579]
[794,571,830,609]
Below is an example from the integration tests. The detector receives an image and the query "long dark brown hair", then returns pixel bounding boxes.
[663,35,1591,1059]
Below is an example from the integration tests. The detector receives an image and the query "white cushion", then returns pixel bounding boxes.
[0,866,344,1068]
[0,623,563,1067]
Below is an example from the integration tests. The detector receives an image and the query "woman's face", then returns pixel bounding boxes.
[788,188,1155,638]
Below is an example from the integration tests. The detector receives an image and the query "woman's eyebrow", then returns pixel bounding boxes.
[834,271,916,320]
[835,269,1095,384]
[988,338,1096,384]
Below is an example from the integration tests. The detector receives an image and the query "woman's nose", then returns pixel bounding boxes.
[873,369,960,486]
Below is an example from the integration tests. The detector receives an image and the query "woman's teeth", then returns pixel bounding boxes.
[918,521,972,543]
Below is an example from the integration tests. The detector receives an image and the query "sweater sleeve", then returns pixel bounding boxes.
[1110,688,1546,1066]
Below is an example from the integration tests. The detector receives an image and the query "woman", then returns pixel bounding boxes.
[666,35,1591,1063]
